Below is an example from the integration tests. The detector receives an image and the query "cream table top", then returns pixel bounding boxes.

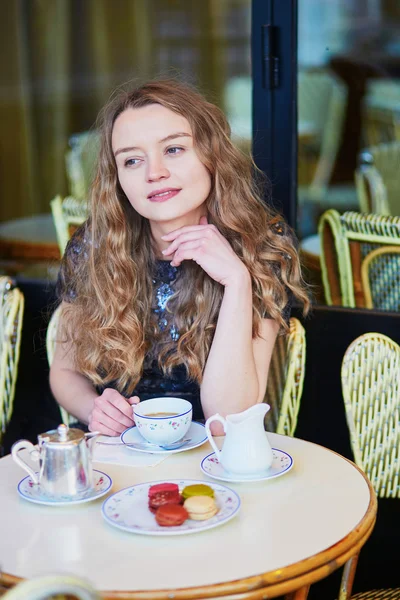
[0,432,376,599]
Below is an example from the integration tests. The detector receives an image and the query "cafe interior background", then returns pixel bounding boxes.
[0,0,399,597]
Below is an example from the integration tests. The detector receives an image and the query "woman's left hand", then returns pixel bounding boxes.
[161,216,249,287]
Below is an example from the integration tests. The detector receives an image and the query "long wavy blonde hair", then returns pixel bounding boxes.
[60,79,309,395]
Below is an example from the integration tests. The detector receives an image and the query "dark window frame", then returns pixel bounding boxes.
[252,0,298,229]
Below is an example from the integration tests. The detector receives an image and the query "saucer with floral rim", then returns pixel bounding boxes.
[17,469,112,506]
[200,448,294,483]
[121,421,207,454]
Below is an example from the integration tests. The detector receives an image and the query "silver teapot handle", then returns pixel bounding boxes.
[84,431,100,440]
[84,430,100,454]
[11,440,40,484]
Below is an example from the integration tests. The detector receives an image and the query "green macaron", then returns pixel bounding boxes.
[181,484,214,500]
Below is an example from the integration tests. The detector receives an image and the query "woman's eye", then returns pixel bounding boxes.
[166,146,184,155]
[124,158,141,167]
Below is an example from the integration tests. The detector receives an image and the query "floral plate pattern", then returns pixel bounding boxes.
[200,448,294,483]
[102,479,240,536]
[121,421,207,454]
[17,470,113,506]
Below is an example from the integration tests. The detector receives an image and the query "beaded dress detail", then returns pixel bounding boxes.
[132,259,202,418]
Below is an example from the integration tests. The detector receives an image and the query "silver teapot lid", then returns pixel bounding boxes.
[40,424,85,445]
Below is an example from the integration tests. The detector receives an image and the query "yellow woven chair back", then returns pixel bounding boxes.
[358,141,400,216]
[298,69,347,201]
[361,246,400,311]
[0,278,24,447]
[341,332,400,498]
[1,574,100,600]
[264,318,306,436]
[65,131,100,200]
[319,209,400,308]
[50,195,88,257]
[46,305,76,426]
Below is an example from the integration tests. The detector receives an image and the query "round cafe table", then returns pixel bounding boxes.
[0,432,376,600]
[0,214,60,261]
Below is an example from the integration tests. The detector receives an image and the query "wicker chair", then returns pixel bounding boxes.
[319,210,400,308]
[65,131,100,200]
[50,195,88,257]
[354,164,391,216]
[46,305,76,426]
[264,318,306,436]
[298,69,357,225]
[0,278,24,451]
[362,80,400,148]
[361,246,400,311]
[351,590,400,599]
[298,70,347,201]
[1,574,100,599]
[341,333,400,600]
[342,332,400,498]
[356,141,400,216]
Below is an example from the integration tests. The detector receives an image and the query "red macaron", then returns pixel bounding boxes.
[155,504,188,527]
[148,482,182,514]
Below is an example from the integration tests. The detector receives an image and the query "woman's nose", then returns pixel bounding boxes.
[146,157,170,182]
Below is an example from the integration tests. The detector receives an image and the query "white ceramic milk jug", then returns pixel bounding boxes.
[205,404,273,475]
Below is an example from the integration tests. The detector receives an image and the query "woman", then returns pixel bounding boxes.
[50,79,309,436]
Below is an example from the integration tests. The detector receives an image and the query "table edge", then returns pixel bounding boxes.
[0,239,60,260]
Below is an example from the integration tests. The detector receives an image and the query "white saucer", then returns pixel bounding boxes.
[102,478,240,536]
[120,421,207,454]
[17,470,113,506]
[200,448,294,483]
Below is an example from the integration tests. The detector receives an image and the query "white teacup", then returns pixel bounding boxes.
[133,397,192,445]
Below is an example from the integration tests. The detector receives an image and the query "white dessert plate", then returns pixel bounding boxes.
[102,479,240,536]
[17,470,112,506]
[200,448,294,483]
[120,421,207,454]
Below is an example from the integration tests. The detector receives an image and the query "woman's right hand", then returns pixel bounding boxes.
[88,388,140,436]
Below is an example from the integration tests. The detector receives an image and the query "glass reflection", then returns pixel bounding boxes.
[297,0,400,312]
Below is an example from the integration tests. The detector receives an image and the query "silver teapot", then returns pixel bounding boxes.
[11,424,99,499]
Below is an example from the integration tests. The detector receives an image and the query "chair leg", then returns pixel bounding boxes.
[285,585,310,600]
[338,554,359,600]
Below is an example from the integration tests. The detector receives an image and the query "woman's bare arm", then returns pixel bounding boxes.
[49,303,137,435]
[200,271,279,421]
[162,217,280,425]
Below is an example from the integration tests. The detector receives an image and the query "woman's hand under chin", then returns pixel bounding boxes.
[161,216,250,288]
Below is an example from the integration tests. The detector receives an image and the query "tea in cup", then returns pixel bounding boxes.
[134,397,192,445]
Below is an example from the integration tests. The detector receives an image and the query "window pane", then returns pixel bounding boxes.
[297,0,400,306]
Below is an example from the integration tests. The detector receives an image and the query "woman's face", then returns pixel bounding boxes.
[112,104,212,230]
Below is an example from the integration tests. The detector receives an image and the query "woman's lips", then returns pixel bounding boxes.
[148,189,181,203]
